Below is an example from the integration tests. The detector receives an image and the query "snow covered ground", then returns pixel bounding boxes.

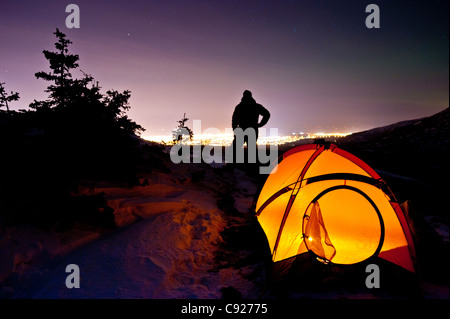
[1,158,448,299]
[1,163,263,299]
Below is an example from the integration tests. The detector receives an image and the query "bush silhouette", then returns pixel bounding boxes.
[0,29,157,228]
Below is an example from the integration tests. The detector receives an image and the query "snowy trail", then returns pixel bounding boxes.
[10,165,262,299]
[17,210,221,298]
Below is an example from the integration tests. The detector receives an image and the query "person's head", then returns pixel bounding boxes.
[241,90,255,103]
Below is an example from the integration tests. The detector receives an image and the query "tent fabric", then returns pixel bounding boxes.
[304,201,336,262]
[255,143,416,273]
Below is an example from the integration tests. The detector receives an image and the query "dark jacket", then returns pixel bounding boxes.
[232,96,270,130]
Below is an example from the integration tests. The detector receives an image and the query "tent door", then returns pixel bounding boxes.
[303,201,336,263]
[302,185,385,265]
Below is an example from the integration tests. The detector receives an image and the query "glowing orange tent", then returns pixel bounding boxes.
[255,142,416,273]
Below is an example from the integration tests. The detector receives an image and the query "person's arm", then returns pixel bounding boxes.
[257,104,270,127]
[232,106,239,129]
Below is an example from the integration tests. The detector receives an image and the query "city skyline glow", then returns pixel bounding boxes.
[143,131,352,146]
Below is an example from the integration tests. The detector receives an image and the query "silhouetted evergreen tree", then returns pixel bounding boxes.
[0,82,20,112]
[0,29,154,228]
[31,28,79,109]
[31,28,144,138]
[172,113,193,144]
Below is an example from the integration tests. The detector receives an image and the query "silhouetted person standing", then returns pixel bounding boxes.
[231,90,270,164]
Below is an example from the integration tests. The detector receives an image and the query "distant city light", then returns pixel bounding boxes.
[142,131,352,146]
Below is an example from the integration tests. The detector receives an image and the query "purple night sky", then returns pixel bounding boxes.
[1,0,448,135]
